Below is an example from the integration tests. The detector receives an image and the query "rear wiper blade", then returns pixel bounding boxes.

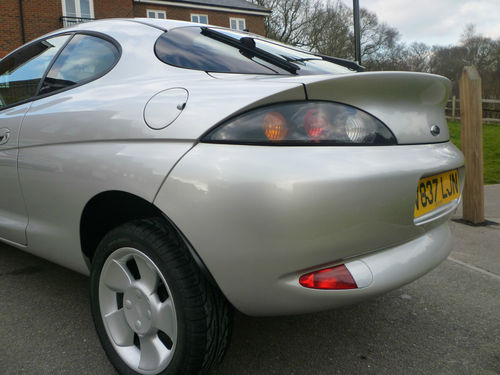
[280,55,364,72]
[315,54,365,72]
[284,57,321,62]
[200,27,299,75]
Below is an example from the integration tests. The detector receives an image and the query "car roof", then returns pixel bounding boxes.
[64,18,206,34]
[130,17,205,31]
[22,18,202,49]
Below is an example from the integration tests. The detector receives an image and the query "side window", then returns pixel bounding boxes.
[0,35,69,109]
[39,34,120,95]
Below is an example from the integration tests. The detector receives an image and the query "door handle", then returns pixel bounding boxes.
[0,128,10,145]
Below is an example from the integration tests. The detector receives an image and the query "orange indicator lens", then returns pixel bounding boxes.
[263,111,288,141]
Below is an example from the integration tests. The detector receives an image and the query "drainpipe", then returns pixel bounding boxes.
[19,0,26,44]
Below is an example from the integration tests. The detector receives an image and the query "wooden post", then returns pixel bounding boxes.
[452,95,456,121]
[460,66,484,224]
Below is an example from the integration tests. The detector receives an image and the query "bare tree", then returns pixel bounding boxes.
[252,0,400,63]
[251,0,316,46]
[359,8,400,62]
[428,24,500,97]
[405,42,432,72]
[460,25,498,72]
[304,1,353,58]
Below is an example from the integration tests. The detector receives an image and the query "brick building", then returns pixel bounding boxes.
[0,0,270,57]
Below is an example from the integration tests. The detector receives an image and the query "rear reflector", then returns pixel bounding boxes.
[299,264,358,290]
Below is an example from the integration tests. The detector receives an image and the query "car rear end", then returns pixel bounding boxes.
[152,73,463,316]
[146,23,464,316]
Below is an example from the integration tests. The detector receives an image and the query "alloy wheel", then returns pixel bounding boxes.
[98,247,177,374]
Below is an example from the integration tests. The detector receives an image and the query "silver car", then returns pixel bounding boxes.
[0,18,464,375]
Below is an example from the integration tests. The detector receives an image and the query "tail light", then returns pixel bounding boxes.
[202,101,396,145]
[299,264,357,290]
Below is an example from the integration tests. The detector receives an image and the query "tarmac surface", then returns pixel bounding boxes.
[0,186,499,375]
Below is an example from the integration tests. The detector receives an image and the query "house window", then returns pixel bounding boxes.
[229,18,246,31]
[191,14,208,24]
[147,9,166,19]
[61,0,94,26]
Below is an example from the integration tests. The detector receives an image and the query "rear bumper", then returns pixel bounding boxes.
[275,221,452,315]
[154,141,464,315]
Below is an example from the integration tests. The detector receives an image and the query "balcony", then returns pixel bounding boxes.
[60,16,95,28]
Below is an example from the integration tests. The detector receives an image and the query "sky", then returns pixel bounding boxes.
[338,0,500,46]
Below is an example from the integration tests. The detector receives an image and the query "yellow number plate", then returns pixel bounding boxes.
[414,169,460,218]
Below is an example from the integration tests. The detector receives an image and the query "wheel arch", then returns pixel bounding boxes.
[80,191,162,265]
[80,190,217,286]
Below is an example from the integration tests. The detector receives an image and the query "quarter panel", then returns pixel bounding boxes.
[18,141,193,273]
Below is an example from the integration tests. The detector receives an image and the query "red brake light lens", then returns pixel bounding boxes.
[299,264,358,290]
[304,109,328,140]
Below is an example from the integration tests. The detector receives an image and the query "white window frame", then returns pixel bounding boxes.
[61,0,95,19]
[146,9,167,19]
[190,13,208,24]
[229,17,246,31]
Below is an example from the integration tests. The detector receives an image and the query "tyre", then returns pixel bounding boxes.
[90,218,231,375]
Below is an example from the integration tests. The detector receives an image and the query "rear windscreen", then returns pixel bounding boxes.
[154,27,351,75]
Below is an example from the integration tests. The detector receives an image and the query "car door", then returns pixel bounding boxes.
[0,103,31,244]
[0,35,70,244]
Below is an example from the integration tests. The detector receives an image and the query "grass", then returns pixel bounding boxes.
[448,121,500,185]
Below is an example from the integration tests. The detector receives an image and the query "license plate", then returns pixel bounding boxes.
[414,169,460,218]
